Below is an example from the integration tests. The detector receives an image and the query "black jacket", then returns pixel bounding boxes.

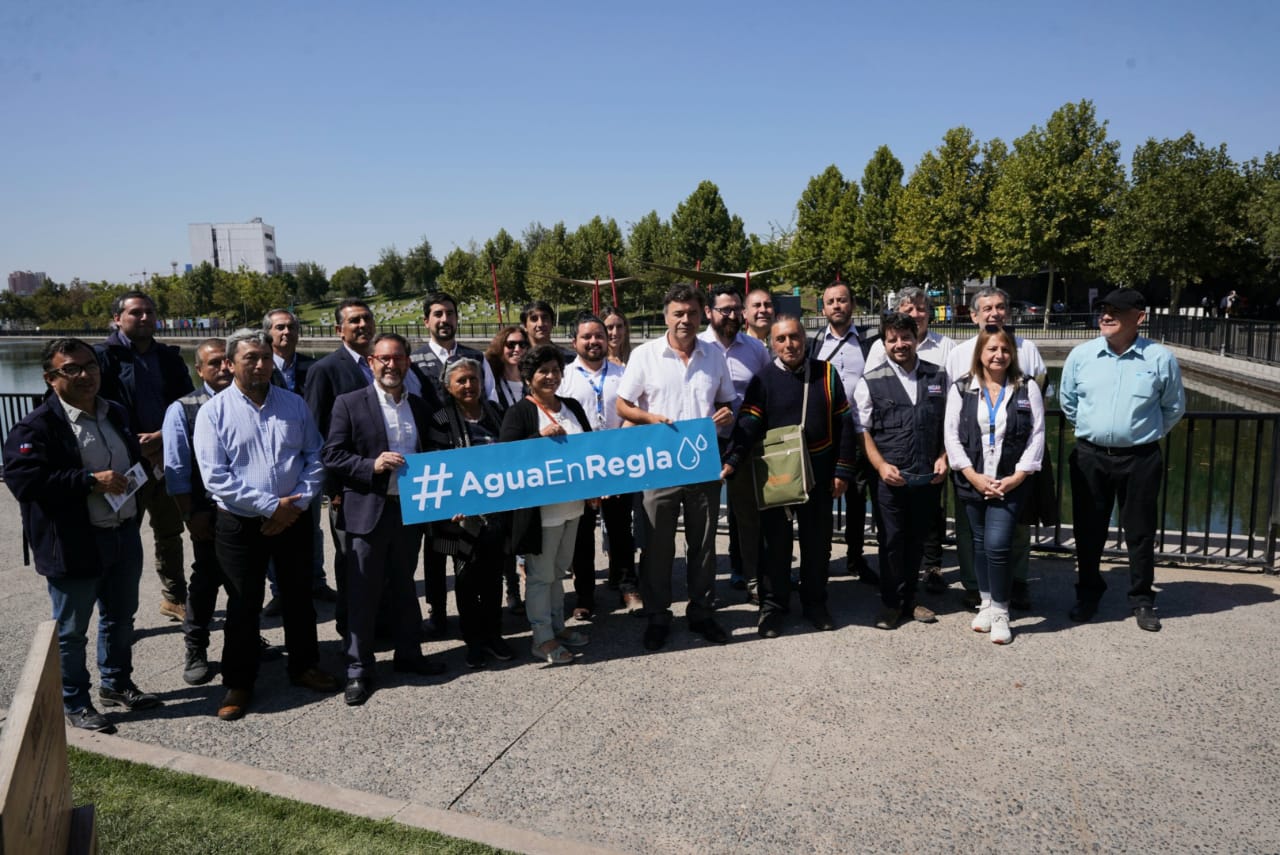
[95,331,194,433]
[3,396,142,578]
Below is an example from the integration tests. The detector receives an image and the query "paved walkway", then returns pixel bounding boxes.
[2,490,1280,853]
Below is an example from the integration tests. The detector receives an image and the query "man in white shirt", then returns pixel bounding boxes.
[560,312,639,616]
[865,286,955,592]
[698,283,770,603]
[810,281,876,584]
[617,283,737,651]
[944,286,1048,611]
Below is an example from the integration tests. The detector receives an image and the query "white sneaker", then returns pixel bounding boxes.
[971,608,993,633]
[990,613,1012,645]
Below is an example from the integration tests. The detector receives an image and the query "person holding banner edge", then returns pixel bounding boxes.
[499,343,595,665]
[616,283,737,652]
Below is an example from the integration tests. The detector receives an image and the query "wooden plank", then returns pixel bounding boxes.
[0,621,72,855]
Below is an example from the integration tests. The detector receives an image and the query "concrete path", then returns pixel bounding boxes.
[2,489,1279,853]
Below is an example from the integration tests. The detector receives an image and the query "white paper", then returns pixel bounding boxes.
[105,462,148,512]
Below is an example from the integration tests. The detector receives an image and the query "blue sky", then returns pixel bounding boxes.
[3,0,1277,285]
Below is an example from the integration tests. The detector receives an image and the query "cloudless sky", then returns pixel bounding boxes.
[3,0,1277,285]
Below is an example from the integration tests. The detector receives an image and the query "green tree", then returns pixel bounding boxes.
[403,238,442,293]
[748,220,794,282]
[670,180,750,272]
[437,247,486,304]
[482,228,529,317]
[1099,133,1249,310]
[854,146,906,309]
[625,210,676,309]
[895,126,990,305]
[294,261,329,303]
[789,165,858,290]
[369,246,407,298]
[1245,151,1280,272]
[526,222,574,308]
[330,265,369,299]
[989,100,1125,321]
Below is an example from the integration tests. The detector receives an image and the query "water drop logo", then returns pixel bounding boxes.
[676,434,708,471]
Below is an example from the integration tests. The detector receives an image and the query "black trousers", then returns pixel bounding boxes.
[873,480,941,610]
[455,540,504,647]
[182,531,224,653]
[1069,440,1162,607]
[423,547,448,620]
[759,486,834,618]
[215,509,319,691]
[572,494,637,607]
[344,504,424,679]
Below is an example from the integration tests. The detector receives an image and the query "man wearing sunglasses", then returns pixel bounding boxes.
[5,337,161,733]
[1060,288,1184,632]
[944,286,1048,611]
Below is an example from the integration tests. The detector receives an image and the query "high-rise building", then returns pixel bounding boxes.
[188,218,281,275]
[7,270,47,295]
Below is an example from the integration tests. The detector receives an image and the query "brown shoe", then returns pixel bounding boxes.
[622,591,644,614]
[159,599,186,622]
[289,667,340,692]
[912,604,938,623]
[217,689,251,721]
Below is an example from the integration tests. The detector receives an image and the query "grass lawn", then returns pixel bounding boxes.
[68,747,508,854]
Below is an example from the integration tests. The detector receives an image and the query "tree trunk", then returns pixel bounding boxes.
[1042,264,1055,330]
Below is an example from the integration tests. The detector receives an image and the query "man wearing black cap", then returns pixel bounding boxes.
[1059,288,1185,632]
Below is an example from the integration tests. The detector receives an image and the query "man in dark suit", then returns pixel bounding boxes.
[322,333,446,705]
[304,298,378,638]
[4,337,161,733]
[264,307,334,610]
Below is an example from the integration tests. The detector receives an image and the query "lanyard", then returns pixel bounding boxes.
[575,363,609,428]
[982,384,1007,449]
[527,394,567,428]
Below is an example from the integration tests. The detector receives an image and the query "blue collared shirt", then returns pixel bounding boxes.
[193,383,324,517]
[1059,336,1185,447]
[162,382,218,496]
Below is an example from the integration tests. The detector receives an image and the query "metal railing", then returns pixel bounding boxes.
[2,389,1275,570]
[1148,315,1280,365]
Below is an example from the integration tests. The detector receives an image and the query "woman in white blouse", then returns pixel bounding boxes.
[943,326,1045,645]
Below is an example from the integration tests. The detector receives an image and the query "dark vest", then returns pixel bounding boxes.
[176,389,215,512]
[952,377,1034,501]
[863,360,946,472]
[410,342,484,400]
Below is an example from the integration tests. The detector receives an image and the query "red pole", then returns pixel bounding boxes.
[593,278,601,315]
[745,269,751,291]
[607,252,619,308]
[490,263,503,325]
[695,259,701,290]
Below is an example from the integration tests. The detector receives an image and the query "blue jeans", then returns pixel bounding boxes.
[962,488,1025,608]
[46,520,144,713]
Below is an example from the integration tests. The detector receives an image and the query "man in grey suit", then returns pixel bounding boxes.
[322,333,446,705]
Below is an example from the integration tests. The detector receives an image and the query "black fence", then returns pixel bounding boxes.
[1148,315,1280,364]
[1,389,1275,570]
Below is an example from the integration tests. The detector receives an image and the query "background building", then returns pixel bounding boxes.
[188,218,281,275]
[8,271,47,295]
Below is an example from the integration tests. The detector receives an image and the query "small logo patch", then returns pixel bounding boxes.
[17,443,33,455]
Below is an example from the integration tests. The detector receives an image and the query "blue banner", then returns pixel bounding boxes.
[397,418,721,524]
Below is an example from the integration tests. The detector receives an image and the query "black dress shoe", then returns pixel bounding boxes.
[851,557,879,586]
[67,705,116,734]
[393,657,448,676]
[1133,605,1162,632]
[758,613,785,639]
[262,596,282,617]
[689,618,729,644]
[803,606,835,631]
[642,623,669,651]
[183,648,213,686]
[422,615,450,639]
[464,646,488,669]
[1069,600,1098,622]
[344,677,372,706]
[312,584,338,602]
[99,684,161,711]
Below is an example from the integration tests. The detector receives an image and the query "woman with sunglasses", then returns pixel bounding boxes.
[943,325,1045,645]
[425,356,516,669]
[486,325,531,413]
[499,344,594,665]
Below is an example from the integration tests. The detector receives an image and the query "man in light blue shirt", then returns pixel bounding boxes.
[194,329,338,720]
[1059,288,1185,632]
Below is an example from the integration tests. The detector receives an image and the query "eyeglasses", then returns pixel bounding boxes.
[370,354,407,365]
[48,361,101,379]
[710,306,743,317]
[504,340,529,350]
[983,324,1011,334]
